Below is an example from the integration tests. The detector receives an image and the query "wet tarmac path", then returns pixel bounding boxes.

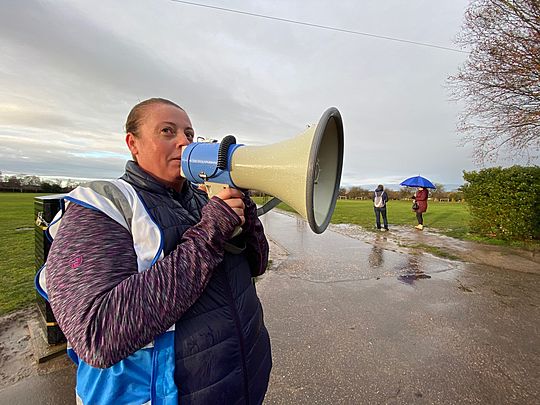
[1,210,538,404]
[258,211,540,404]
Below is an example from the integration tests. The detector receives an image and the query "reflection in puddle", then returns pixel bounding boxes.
[369,234,389,268]
[368,246,384,268]
[398,255,432,285]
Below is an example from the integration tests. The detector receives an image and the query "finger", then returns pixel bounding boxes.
[226,198,245,210]
[231,208,245,225]
[216,187,244,200]
[228,202,245,223]
[236,214,245,226]
[227,188,244,198]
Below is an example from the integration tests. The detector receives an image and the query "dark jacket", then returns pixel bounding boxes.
[373,186,388,208]
[121,161,272,404]
[47,160,271,404]
[414,188,428,213]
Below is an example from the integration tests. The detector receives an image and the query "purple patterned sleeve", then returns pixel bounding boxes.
[47,197,242,368]
[241,196,269,277]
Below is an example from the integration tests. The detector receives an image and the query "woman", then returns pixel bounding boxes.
[413,186,428,230]
[43,98,272,404]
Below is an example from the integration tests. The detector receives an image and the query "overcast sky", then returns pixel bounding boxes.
[1,0,531,188]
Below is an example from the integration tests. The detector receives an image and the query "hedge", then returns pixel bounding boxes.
[462,166,540,240]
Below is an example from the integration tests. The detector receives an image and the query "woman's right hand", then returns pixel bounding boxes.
[215,188,245,226]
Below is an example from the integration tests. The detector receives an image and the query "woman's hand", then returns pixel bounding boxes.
[215,188,245,226]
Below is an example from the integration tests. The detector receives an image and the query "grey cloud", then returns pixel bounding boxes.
[0,145,125,179]
[0,108,75,131]
[1,0,533,185]
[0,0,282,135]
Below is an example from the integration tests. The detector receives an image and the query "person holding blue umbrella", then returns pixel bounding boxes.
[400,176,436,231]
[413,187,429,230]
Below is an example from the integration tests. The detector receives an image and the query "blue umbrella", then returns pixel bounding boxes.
[400,175,436,189]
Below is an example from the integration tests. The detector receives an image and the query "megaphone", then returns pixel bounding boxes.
[181,107,344,234]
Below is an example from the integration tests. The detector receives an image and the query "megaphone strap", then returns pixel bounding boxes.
[217,135,237,170]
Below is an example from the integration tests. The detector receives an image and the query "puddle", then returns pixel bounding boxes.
[398,272,432,285]
[329,222,540,274]
[396,254,434,284]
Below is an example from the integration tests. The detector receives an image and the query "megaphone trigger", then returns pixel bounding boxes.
[202,181,230,199]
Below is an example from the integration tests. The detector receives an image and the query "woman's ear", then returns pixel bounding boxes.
[126,132,138,157]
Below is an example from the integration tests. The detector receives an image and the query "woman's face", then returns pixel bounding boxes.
[126,103,194,190]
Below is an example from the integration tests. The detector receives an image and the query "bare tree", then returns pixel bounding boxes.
[385,189,400,200]
[347,186,370,200]
[449,0,540,162]
[398,187,416,199]
[431,183,447,200]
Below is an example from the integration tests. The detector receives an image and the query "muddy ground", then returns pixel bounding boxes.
[0,307,74,392]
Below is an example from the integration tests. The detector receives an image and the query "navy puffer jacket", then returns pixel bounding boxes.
[122,161,272,404]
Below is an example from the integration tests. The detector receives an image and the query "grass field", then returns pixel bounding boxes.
[331,199,470,236]
[0,192,45,315]
[254,197,471,237]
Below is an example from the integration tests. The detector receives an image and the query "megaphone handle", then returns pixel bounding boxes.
[204,182,243,238]
[256,197,282,217]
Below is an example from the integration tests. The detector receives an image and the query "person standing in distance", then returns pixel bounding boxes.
[373,184,389,231]
[413,186,429,230]
[44,98,272,404]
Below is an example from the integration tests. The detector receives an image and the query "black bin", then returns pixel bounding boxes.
[34,194,66,345]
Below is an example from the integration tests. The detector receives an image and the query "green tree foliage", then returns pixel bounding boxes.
[462,166,540,240]
[40,182,63,193]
